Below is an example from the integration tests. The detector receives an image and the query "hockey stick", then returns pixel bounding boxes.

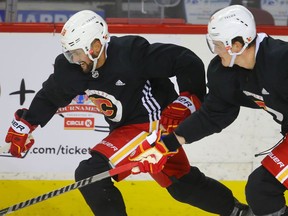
[0,162,138,216]
[0,144,29,159]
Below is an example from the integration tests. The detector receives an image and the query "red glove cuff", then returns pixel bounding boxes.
[12,109,37,134]
[179,91,202,111]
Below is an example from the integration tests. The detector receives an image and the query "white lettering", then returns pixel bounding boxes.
[40,14,53,22]
[268,152,285,168]
[11,119,30,133]
[17,14,23,22]
[243,90,264,101]
[67,120,85,126]
[85,119,93,127]
[99,140,118,151]
[54,14,67,23]
[26,14,36,22]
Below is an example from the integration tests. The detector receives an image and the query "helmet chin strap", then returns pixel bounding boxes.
[91,59,98,72]
[228,43,249,67]
[89,44,106,72]
[229,54,237,67]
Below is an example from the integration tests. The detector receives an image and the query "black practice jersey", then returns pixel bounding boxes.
[26,35,206,131]
[176,34,288,143]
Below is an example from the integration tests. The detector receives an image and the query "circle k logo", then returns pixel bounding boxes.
[64,117,95,130]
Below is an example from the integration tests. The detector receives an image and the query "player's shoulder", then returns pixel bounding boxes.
[259,36,288,80]
[54,53,80,70]
[55,53,68,63]
[110,35,150,49]
[207,56,245,87]
[262,36,288,58]
[207,56,232,78]
[108,36,152,61]
[54,53,75,70]
[53,53,83,80]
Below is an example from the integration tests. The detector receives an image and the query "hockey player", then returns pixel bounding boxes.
[5,10,249,216]
[130,4,288,216]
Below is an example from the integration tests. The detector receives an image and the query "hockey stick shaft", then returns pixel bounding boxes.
[0,162,138,215]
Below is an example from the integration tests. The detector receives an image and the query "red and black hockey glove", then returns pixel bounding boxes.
[129,130,178,174]
[160,92,201,133]
[5,109,37,158]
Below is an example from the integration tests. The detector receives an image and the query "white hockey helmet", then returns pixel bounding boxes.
[60,10,110,65]
[206,5,256,55]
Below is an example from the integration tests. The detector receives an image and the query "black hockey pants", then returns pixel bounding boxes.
[75,152,237,216]
[246,165,287,215]
[167,166,236,216]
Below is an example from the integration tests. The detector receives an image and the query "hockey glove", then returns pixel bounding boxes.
[129,130,178,174]
[5,109,37,158]
[160,92,201,133]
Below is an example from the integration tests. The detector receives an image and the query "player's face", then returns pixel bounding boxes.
[79,58,94,73]
[64,49,93,73]
[211,41,233,67]
[211,41,227,55]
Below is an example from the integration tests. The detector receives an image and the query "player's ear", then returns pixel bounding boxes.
[232,41,243,53]
[90,39,102,57]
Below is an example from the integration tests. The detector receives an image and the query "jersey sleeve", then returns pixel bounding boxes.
[175,93,240,143]
[25,54,86,127]
[174,56,242,143]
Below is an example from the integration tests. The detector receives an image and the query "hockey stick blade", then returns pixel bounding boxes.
[0,162,138,215]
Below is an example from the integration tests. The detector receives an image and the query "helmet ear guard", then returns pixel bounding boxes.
[207,5,256,55]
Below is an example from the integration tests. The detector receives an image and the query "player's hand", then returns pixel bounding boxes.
[5,109,37,158]
[160,92,201,133]
[129,130,178,174]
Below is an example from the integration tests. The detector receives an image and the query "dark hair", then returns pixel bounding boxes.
[232,35,257,48]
